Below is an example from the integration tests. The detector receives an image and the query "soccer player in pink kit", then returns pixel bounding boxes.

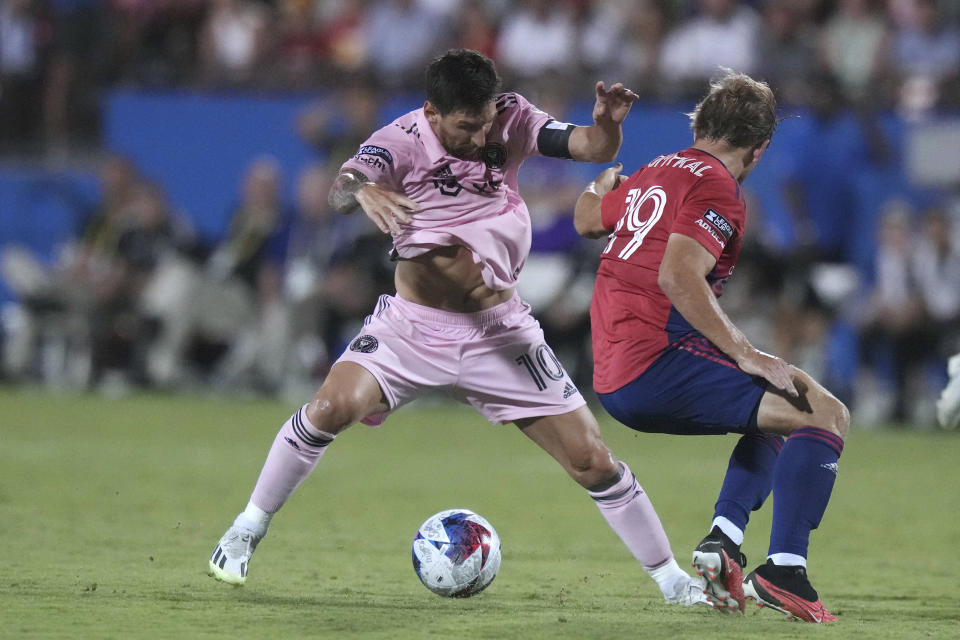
[208,49,707,606]
[574,71,849,622]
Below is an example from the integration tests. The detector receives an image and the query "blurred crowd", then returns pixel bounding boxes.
[2,0,960,154]
[1,0,959,427]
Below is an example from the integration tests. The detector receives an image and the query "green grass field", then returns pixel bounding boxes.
[1,388,957,639]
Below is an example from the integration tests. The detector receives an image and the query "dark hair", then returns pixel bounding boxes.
[425,49,502,115]
[689,69,778,148]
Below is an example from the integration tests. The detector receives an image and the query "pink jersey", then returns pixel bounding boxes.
[340,93,553,290]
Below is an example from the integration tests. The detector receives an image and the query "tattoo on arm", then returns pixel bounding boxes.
[329,170,374,213]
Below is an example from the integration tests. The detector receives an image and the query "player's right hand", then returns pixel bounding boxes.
[738,349,799,397]
[355,184,419,235]
[593,163,625,195]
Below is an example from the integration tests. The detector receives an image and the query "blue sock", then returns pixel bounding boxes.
[713,432,783,533]
[769,426,844,559]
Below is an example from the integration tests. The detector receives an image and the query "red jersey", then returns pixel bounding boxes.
[590,147,746,393]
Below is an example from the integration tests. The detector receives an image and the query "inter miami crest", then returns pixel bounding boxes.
[481,142,507,169]
[349,335,379,353]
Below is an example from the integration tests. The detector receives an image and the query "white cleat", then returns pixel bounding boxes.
[664,574,712,607]
[208,526,260,585]
[936,354,960,430]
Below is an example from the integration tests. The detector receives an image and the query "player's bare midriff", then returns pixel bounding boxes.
[394,244,514,312]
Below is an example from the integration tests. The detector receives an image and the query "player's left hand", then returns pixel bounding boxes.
[592,82,640,126]
[738,349,799,397]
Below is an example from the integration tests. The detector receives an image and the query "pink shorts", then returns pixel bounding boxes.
[336,294,586,425]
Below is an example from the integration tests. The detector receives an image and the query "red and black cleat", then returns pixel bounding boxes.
[742,560,837,623]
[691,527,747,613]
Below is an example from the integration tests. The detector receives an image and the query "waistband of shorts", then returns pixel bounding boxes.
[389,293,524,327]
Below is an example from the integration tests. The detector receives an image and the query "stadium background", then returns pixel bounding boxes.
[1,0,958,427]
[1,2,959,638]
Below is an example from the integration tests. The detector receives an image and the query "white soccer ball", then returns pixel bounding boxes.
[411,508,501,598]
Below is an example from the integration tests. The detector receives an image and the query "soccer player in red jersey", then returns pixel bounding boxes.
[574,70,849,623]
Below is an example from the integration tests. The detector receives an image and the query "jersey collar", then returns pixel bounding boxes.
[416,108,450,165]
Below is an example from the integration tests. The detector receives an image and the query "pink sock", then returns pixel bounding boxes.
[249,405,336,513]
[588,462,674,570]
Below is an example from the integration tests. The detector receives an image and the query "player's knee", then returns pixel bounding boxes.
[567,444,618,489]
[305,388,366,434]
[833,398,851,440]
[812,395,849,440]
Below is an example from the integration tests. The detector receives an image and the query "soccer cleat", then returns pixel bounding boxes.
[208,525,261,585]
[691,527,747,613]
[663,574,711,607]
[936,354,960,430]
[742,560,837,623]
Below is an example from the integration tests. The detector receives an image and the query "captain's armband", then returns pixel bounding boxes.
[537,120,576,159]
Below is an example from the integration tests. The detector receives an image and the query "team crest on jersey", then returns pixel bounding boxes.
[432,164,464,196]
[703,209,734,241]
[350,335,379,353]
[481,142,507,169]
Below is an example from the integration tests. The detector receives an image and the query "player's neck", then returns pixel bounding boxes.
[691,139,749,181]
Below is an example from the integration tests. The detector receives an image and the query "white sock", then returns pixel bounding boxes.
[234,501,272,539]
[647,557,690,596]
[768,552,806,567]
[711,516,744,545]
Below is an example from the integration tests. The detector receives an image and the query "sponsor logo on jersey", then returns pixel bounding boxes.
[703,209,734,241]
[349,335,379,353]
[355,145,393,171]
[481,142,507,169]
[562,381,578,399]
[695,218,724,246]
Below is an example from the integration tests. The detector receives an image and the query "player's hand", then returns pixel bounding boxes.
[737,349,799,397]
[355,184,419,235]
[592,82,640,126]
[593,163,625,196]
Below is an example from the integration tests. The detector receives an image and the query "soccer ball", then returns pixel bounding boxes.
[411,509,501,598]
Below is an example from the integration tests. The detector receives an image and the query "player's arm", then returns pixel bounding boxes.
[574,163,624,239]
[566,82,639,163]
[328,169,419,235]
[658,233,799,396]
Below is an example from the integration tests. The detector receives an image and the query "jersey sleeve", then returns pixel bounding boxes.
[497,92,555,159]
[339,125,409,191]
[671,174,745,261]
[599,174,635,231]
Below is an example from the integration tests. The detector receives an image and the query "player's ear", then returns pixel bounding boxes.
[752,139,771,164]
[423,101,440,124]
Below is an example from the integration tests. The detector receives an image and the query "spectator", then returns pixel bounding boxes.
[0,153,141,384]
[314,0,367,77]
[91,179,196,389]
[273,0,326,89]
[43,0,106,154]
[198,0,271,87]
[362,0,448,89]
[0,0,45,154]
[497,0,577,83]
[819,0,890,103]
[888,0,960,117]
[912,205,960,352]
[297,84,384,169]
[856,201,927,423]
[658,0,760,96]
[450,0,498,61]
[280,162,391,393]
[755,0,820,106]
[144,156,290,390]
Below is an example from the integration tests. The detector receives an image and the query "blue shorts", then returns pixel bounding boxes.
[598,336,768,436]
